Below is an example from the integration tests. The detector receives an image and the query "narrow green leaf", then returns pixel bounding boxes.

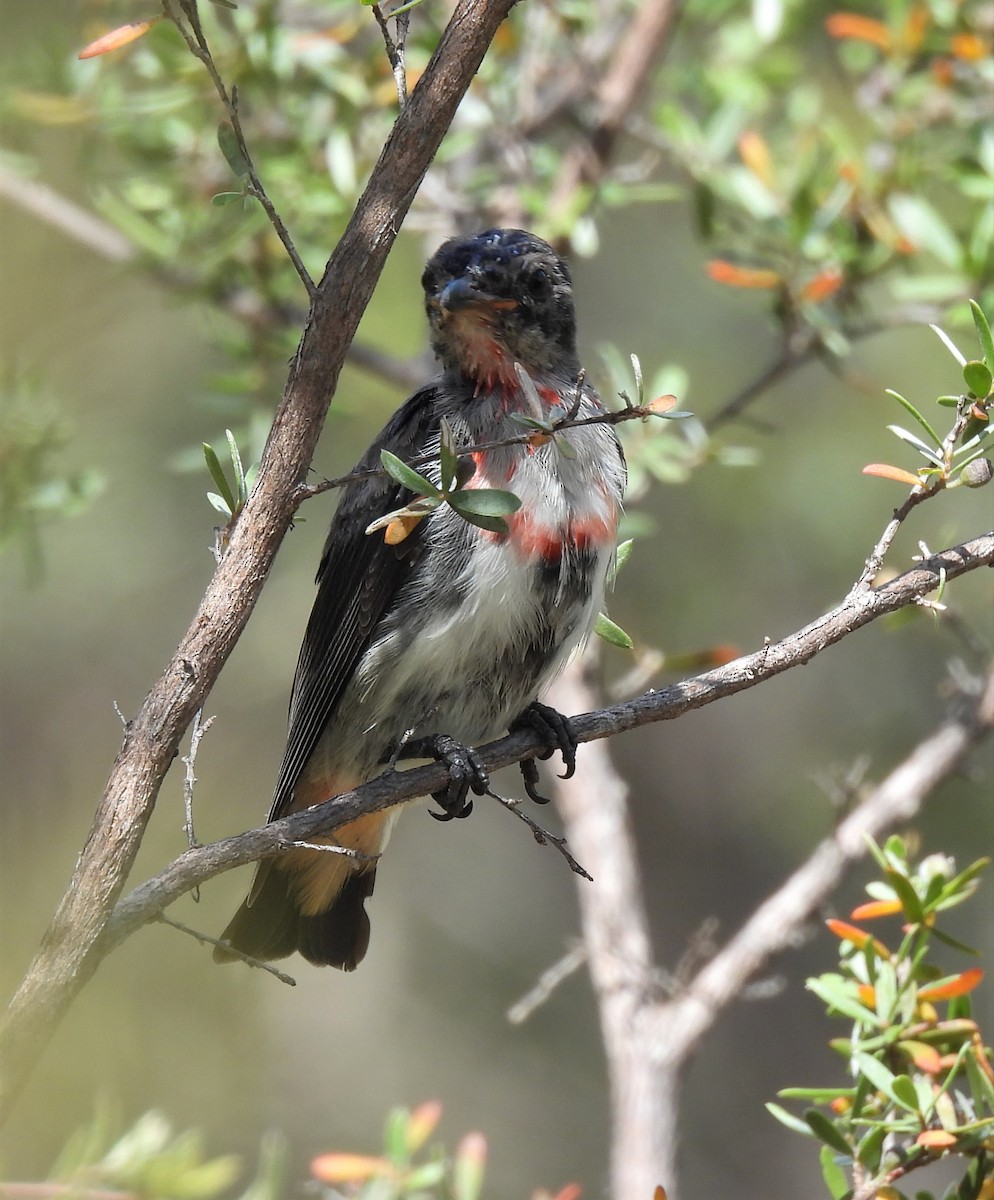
[819,1144,850,1200]
[207,492,232,517]
[615,539,634,573]
[969,300,994,374]
[765,1102,815,1137]
[380,450,439,498]
[217,121,251,179]
[405,1163,447,1190]
[888,194,962,268]
[594,613,634,649]
[631,353,644,404]
[930,323,967,367]
[886,389,941,445]
[778,1087,856,1102]
[509,412,553,433]
[886,425,943,465]
[447,488,521,519]
[203,443,235,512]
[455,510,511,535]
[804,1109,852,1157]
[225,429,246,502]
[853,1052,901,1104]
[438,418,458,492]
[885,868,926,924]
[211,191,244,206]
[807,976,879,1025]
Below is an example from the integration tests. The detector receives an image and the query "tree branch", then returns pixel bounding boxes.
[97,531,993,954]
[0,0,518,1125]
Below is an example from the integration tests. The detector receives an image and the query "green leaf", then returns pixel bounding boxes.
[853,1052,902,1105]
[886,425,943,465]
[969,300,994,374]
[207,492,232,517]
[594,613,634,649]
[888,194,962,268]
[404,1162,447,1190]
[930,323,967,367]
[886,390,941,446]
[380,450,438,498]
[210,192,244,206]
[765,1102,815,1137]
[807,975,879,1025]
[855,1124,886,1173]
[885,868,926,924]
[890,1074,921,1114]
[217,121,251,179]
[438,418,459,492]
[631,353,644,404]
[453,511,511,535]
[804,1109,852,1157]
[225,429,246,503]
[203,443,235,512]
[819,1144,850,1200]
[963,359,993,399]
[509,412,554,433]
[447,488,521,519]
[235,1131,287,1200]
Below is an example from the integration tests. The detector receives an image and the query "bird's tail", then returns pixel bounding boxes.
[213,863,377,970]
[213,806,392,970]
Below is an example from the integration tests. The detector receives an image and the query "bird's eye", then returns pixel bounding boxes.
[525,267,550,297]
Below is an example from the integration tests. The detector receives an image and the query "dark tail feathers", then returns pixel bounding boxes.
[213,866,376,971]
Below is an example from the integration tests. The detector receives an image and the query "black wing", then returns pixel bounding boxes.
[267,383,441,822]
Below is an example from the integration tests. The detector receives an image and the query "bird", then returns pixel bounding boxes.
[214,228,626,969]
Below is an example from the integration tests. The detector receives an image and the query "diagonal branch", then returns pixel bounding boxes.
[0,0,517,1125]
[99,532,993,955]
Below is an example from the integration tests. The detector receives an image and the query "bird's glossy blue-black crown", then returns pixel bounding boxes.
[422,229,578,376]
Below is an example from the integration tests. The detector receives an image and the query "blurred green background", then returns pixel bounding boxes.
[1,2,992,1198]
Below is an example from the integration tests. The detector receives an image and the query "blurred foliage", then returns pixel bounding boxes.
[0,375,104,578]
[5,1102,582,1200]
[769,837,994,1199]
[6,1108,287,1200]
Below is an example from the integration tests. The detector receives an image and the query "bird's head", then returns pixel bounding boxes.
[422,228,579,391]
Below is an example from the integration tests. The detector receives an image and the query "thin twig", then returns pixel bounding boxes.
[154,913,296,985]
[295,400,671,502]
[506,942,588,1024]
[164,0,316,297]
[181,710,215,851]
[487,790,592,881]
[372,5,409,108]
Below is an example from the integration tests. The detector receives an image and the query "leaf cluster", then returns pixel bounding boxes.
[768,837,994,1199]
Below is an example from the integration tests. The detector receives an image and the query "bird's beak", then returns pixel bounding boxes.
[437,277,518,315]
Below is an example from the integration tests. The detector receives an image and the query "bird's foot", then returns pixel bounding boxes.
[509,701,579,805]
[399,734,489,821]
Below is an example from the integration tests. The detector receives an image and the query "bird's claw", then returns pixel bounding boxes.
[510,701,579,804]
[415,734,488,822]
